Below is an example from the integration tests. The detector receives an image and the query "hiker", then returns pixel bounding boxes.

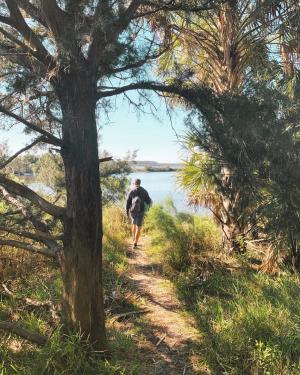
[126,178,152,248]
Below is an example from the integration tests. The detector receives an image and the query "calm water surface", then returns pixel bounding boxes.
[28,171,207,214]
[130,171,207,214]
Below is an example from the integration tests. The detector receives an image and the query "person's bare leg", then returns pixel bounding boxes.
[134,226,142,245]
[132,224,137,241]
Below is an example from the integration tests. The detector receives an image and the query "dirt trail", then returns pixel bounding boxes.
[127,239,203,375]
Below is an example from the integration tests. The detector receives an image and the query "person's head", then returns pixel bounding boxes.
[134,178,141,187]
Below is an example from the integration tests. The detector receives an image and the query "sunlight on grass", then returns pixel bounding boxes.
[145,203,300,375]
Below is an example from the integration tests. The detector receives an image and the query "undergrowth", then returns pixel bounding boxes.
[145,202,300,375]
[0,205,148,375]
[145,199,221,272]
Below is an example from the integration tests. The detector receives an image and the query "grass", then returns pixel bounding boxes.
[174,269,300,375]
[2,201,300,374]
[144,199,221,273]
[0,205,150,375]
[145,202,300,375]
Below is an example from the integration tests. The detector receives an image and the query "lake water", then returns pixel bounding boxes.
[28,171,207,214]
[129,171,207,214]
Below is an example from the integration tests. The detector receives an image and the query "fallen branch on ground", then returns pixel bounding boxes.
[112,308,150,321]
[156,333,166,347]
[0,321,47,345]
[0,283,61,324]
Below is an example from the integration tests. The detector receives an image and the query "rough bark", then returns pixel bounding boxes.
[57,71,106,350]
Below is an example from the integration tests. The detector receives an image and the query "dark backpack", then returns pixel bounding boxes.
[130,195,142,213]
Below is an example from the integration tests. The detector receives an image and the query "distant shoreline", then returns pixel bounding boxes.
[132,167,180,173]
[131,161,182,173]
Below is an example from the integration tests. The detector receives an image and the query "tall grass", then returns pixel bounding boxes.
[145,202,300,374]
[145,199,221,272]
[0,205,148,375]
[177,270,300,375]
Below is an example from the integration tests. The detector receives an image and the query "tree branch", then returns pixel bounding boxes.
[0,44,47,76]
[0,174,65,218]
[4,0,52,66]
[103,42,170,75]
[99,156,113,163]
[0,238,56,258]
[97,81,216,109]
[15,0,48,28]
[0,186,62,251]
[39,0,71,48]
[0,283,61,324]
[141,0,219,12]
[0,136,45,170]
[0,226,63,242]
[0,105,62,146]
[88,0,142,70]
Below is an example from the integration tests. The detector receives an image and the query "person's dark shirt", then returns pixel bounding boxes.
[126,186,152,214]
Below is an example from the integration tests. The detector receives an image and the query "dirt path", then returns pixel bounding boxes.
[127,238,203,375]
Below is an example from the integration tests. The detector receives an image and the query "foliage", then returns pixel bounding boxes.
[100,152,134,206]
[157,0,271,95]
[178,75,300,262]
[34,153,65,192]
[0,206,147,375]
[145,200,221,271]
[4,153,39,176]
[145,204,300,374]
[142,206,300,375]
[174,267,300,375]
[31,151,134,205]
[0,143,8,165]
[0,329,143,375]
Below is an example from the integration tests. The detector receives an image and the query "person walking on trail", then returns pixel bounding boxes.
[126,178,152,248]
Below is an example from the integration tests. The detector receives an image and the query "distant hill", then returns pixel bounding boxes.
[131,161,182,172]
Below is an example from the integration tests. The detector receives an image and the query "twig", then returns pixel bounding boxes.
[0,136,45,169]
[0,284,60,324]
[112,308,150,321]
[1,283,13,296]
[156,333,166,347]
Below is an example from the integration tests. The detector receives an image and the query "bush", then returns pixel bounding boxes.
[145,200,221,272]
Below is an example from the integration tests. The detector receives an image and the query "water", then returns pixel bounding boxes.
[129,171,207,214]
[28,171,208,215]
[29,182,55,196]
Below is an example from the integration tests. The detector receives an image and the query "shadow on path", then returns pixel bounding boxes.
[125,240,204,375]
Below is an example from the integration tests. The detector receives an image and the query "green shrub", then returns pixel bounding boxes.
[145,200,221,272]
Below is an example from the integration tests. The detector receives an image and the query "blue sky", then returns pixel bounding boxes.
[0,94,189,163]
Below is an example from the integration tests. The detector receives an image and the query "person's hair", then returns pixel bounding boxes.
[134,178,141,186]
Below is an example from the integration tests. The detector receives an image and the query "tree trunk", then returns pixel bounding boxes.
[57,72,106,350]
[221,220,245,254]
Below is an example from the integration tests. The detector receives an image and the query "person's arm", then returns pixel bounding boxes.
[126,192,132,216]
[144,190,152,206]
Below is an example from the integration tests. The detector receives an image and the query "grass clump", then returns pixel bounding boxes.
[0,206,150,375]
[145,202,300,374]
[178,270,300,375]
[145,199,221,272]
[0,328,143,375]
